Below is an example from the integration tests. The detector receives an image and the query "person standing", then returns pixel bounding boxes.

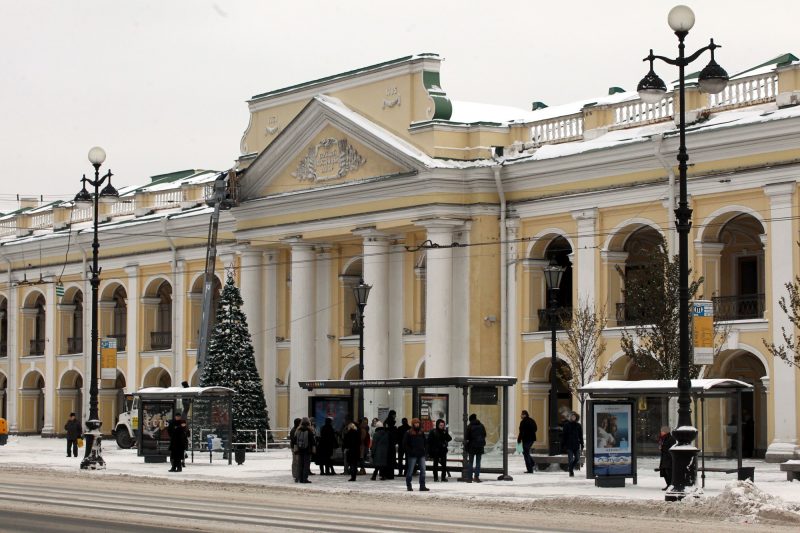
[518,410,538,473]
[562,412,583,477]
[383,411,397,479]
[167,412,189,473]
[427,418,452,482]
[294,418,315,483]
[658,425,677,490]
[359,417,371,475]
[289,417,302,482]
[64,413,82,458]
[402,418,429,491]
[343,422,361,481]
[396,417,410,476]
[317,417,337,475]
[465,413,486,483]
[370,421,390,480]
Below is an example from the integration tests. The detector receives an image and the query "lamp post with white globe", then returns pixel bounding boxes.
[73,146,119,470]
[636,5,729,500]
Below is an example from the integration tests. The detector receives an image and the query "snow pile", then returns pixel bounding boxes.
[684,480,800,524]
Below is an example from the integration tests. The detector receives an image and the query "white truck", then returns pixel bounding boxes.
[113,394,139,449]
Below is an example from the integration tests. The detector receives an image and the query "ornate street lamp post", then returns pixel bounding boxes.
[353,278,371,422]
[74,146,119,470]
[544,263,566,456]
[636,5,728,500]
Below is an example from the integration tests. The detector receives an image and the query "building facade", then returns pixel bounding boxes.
[1,53,800,460]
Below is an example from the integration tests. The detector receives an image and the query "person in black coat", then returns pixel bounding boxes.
[317,417,337,475]
[396,417,411,476]
[427,418,452,482]
[561,412,583,476]
[465,414,487,482]
[658,425,677,490]
[518,410,538,473]
[64,412,82,458]
[370,422,390,480]
[342,422,361,481]
[402,418,429,491]
[382,411,397,479]
[166,412,189,472]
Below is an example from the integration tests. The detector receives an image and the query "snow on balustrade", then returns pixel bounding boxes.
[29,212,53,229]
[71,206,92,223]
[0,219,16,237]
[530,112,584,146]
[110,199,135,216]
[611,96,674,129]
[153,190,182,210]
[709,72,778,110]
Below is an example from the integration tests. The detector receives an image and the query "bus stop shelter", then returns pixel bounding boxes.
[579,378,754,486]
[135,386,235,465]
[299,376,517,481]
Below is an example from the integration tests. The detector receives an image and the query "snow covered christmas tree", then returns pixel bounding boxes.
[200,272,270,447]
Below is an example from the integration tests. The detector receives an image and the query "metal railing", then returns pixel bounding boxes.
[0,344,6,357]
[67,337,83,354]
[29,339,45,355]
[536,307,573,331]
[712,294,765,321]
[150,331,172,350]
[615,302,657,327]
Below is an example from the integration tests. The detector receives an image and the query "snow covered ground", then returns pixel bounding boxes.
[1,435,799,524]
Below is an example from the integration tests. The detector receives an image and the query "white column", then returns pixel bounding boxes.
[417,219,462,378]
[505,219,519,441]
[6,279,18,432]
[357,229,390,418]
[288,239,316,421]
[452,224,472,377]
[388,241,405,412]
[239,249,265,379]
[42,281,56,435]
[764,182,799,461]
[263,252,278,418]
[125,265,139,392]
[315,246,332,381]
[571,208,598,306]
[173,259,186,385]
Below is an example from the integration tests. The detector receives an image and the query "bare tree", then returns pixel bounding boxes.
[616,234,702,380]
[763,275,800,368]
[558,300,608,422]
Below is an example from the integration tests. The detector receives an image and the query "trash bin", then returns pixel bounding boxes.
[234,445,246,465]
[0,418,7,446]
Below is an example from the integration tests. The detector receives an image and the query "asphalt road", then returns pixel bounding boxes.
[0,467,797,532]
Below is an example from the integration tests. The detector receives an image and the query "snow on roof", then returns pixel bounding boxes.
[580,379,752,394]
[315,95,493,170]
[449,100,537,124]
[135,386,235,397]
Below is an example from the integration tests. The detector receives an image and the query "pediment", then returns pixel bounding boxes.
[239,96,426,200]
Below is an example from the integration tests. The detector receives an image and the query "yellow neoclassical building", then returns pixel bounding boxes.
[1,52,800,461]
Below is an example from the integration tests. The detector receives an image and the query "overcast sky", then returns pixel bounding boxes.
[1,0,796,211]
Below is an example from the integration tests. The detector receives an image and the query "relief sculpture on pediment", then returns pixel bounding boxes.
[293,138,367,182]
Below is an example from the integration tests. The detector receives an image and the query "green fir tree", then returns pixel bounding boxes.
[200,272,270,446]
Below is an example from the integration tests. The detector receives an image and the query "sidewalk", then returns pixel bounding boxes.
[1,435,798,509]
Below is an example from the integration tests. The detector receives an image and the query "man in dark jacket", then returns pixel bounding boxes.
[370,421,390,480]
[427,418,452,482]
[289,417,302,482]
[64,413,82,458]
[561,412,583,476]
[166,412,189,472]
[382,411,397,479]
[396,417,411,476]
[518,410,538,473]
[402,418,429,491]
[317,417,337,475]
[465,413,486,483]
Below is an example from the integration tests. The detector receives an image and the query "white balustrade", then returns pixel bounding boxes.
[612,96,674,128]
[709,72,778,110]
[0,219,16,237]
[29,212,53,229]
[530,112,584,146]
[110,199,135,216]
[71,206,92,223]
[153,190,182,210]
